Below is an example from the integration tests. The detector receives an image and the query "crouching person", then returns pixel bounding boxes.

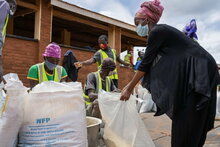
[83,58,119,118]
[27,43,67,89]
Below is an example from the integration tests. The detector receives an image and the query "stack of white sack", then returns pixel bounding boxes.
[0,73,28,147]
[216,91,220,120]
[136,85,156,113]
[18,81,88,147]
[98,90,155,147]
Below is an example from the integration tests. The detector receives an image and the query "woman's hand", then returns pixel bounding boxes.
[120,70,146,101]
[120,84,133,101]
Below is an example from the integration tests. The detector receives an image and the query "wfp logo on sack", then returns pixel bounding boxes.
[36,118,50,124]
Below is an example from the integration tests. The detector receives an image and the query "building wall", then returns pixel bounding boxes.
[3,37,39,86]
[2,1,134,89]
[3,40,134,89]
[61,46,135,89]
[60,47,97,85]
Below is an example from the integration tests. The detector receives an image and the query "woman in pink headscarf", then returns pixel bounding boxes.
[27,43,68,89]
[120,0,219,146]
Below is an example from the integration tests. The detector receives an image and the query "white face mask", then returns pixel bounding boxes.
[136,24,149,37]
[45,60,57,71]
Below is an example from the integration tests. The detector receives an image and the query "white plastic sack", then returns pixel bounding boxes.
[135,85,156,113]
[0,73,27,147]
[0,82,6,116]
[134,85,147,112]
[18,81,88,147]
[216,91,220,119]
[136,84,148,100]
[139,92,157,113]
[98,90,155,147]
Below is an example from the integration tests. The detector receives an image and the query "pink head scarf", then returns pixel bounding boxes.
[135,0,164,24]
[42,43,61,58]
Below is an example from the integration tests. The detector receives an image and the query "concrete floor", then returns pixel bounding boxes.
[140,113,220,147]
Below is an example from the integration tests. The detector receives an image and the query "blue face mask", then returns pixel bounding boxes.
[136,24,149,37]
[45,60,57,71]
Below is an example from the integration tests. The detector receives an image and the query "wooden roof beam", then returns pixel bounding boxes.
[121,31,147,42]
[53,10,109,31]
[17,0,39,11]
[14,9,35,17]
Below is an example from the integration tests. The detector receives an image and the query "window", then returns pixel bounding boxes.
[52,17,107,51]
[7,6,35,39]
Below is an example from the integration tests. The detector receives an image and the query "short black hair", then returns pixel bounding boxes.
[138,51,142,56]
[98,35,108,42]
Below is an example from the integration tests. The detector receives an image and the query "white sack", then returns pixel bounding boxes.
[0,73,27,147]
[98,90,155,147]
[216,91,220,119]
[139,92,157,113]
[18,81,88,147]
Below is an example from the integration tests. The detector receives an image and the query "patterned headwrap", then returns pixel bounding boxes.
[183,19,198,40]
[135,0,164,24]
[42,43,61,58]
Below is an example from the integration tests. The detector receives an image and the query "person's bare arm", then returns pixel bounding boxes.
[82,58,96,65]
[120,70,145,101]
[88,89,98,102]
[74,58,96,68]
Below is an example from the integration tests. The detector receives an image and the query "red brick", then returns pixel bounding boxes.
[2,1,134,89]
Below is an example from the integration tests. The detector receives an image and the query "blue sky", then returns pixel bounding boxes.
[63,0,220,63]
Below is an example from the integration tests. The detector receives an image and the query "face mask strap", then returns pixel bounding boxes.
[141,18,148,26]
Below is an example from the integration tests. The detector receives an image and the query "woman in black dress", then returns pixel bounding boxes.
[120,0,219,146]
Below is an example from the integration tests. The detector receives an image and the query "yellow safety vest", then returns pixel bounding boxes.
[97,49,118,79]
[137,57,141,61]
[83,72,111,105]
[37,63,62,83]
[124,53,132,64]
[2,14,9,42]
[1,14,9,51]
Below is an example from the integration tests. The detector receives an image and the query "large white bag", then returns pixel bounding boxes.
[0,73,27,147]
[135,85,156,113]
[18,81,88,147]
[139,92,157,113]
[216,91,220,119]
[98,90,155,147]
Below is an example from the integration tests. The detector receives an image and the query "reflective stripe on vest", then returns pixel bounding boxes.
[83,72,111,105]
[2,14,9,43]
[97,49,118,79]
[37,63,62,83]
[124,54,131,64]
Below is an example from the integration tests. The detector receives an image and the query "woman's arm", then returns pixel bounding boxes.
[120,70,145,101]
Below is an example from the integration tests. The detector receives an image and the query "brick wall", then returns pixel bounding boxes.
[61,46,135,89]
[2,39,134,89]
[2,0,135,89]
[38,1,53,62]
[117,66,135,89]
[3,37,39,86]
[60,47,97,86]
